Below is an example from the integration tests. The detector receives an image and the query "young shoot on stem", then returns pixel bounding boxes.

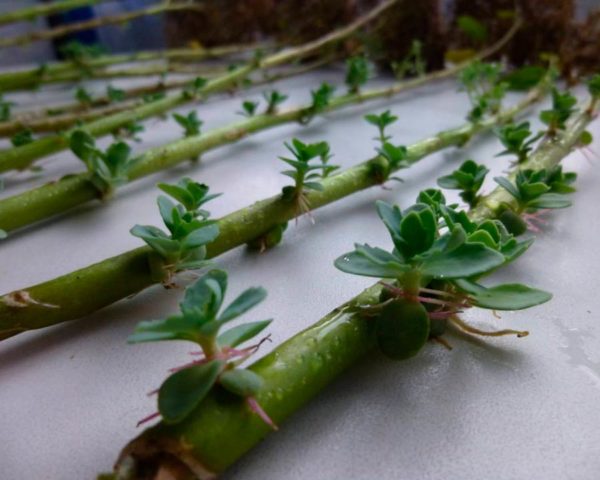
[458,61,508,122]
[495,121,543,165]
[70,130,135,199]
[263,90,288,115]
[539,88,578,136]
[279,138,338,217]
[345,56,369,94]
[437,159,489,208]
[130,179,221,283]
[494,167,577,234]
[129,269,275,429]
[334,190,551,359]
[364,110,398,145]
[391,40,427,79]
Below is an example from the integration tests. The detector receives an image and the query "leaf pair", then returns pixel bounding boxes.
[70,130,135,197]
[129,269,271,423]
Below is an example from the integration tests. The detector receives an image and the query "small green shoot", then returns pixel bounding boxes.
[129,269,275,428]
[75,86,93,106]
[238,100,259,118]
[263,90,288,114]
[458,61,507,122]
[345,56,369,94]
[173,111,202,138]
[539,88,577,135]
[280,138,336,215]
[130,179,220,280]
[391,40,427,79]
[437,159,489,207]
[364,110,398,145]
[495,121,543,164]
[70,130,135,198]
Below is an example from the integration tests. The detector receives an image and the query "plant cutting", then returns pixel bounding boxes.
[128,268,275,428]
[0,53,513,236]
[0,76,550,340]
[0,0,398,175]
[107,84,596,480]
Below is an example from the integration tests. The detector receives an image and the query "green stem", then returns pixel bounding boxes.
[0,44,262,92]
[0,0,397,174]
[0,2,205,49]
[111,101,595,480]
[0,83,545,340]
[0,0,107,26]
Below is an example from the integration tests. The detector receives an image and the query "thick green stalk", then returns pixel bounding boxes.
[0,66,459,234]
[0,44,261,92]
[0,2,204,48]
[111,104,595,480]
[0,0,107,26]
[0,85,545,340]
[0,0,397,174]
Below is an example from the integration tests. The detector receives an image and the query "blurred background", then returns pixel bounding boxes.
[1,0,599,77]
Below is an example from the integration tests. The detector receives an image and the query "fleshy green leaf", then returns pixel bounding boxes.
[218,320,272,348]
[420,242,505,279]
[218,287,267,324]
[494,176,521,199]
[127,315,199,343]
[453,279,552,310]
[158,360,224,424]
[334,244,408,278]
[527,193,571,209]
[182,223,220,249]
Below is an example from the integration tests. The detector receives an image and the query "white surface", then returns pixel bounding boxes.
[1,69,600,480]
